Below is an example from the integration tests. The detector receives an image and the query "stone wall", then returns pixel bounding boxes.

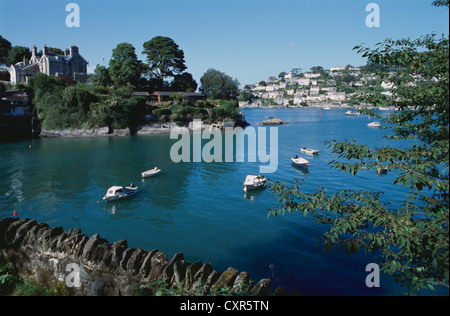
[0,217,277,296]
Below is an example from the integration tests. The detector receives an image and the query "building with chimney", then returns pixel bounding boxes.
[8,44,89,84]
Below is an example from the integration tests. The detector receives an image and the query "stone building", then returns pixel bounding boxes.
[8,44,89,84]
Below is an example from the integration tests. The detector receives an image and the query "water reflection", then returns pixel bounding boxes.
[291,164,309,176]
[243,188,265,201]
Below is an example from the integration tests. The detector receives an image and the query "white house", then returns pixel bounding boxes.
[304,72,321,79]
[331,66,345,72]
[328,92,347,101]
[9,45,88,84]
[309,86,320,95]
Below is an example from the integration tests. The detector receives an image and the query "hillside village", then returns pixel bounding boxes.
[238,65,398,108]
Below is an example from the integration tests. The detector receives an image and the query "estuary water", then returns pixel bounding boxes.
[0,108,443,295]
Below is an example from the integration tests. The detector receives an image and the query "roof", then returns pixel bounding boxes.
[131,91,150,96]
[152,91,204,97]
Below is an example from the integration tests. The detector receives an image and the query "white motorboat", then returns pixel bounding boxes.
[300,147,320,155]
[243,175,267,192]
[345,110,360,116]
[141,167,162,178]
[103,184,138,202]
[367,121,381,127]
[291,156,310,167]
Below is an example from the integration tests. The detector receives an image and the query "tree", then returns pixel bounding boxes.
[38,47,64,55]
[90,64,112,87]
[291,67,302,76]
[278,71,286,79]
[200,68,240,100]
[171,72,197,92]
[310,66,324,73]
[5,46,31,66]
[142,36,187,84]
[109,43,142,86]
[0,35,12,66]
[268,3,449,294]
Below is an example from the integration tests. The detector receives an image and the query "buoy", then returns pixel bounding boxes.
[13,210,18,216]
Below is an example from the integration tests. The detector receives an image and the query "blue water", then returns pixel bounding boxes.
[0,108,446,295]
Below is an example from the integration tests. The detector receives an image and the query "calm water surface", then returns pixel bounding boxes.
[0,108,444,295]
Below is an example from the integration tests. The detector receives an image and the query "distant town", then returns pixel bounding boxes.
[237,64,419,109]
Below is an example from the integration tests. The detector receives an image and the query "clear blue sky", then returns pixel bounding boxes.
[1,0,448,86]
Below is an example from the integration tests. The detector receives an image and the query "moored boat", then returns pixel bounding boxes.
[141,167,162,178]
[291,156,309,167]
[300,147,320,155]
[103,184,138,202]
[243,175,267,192]
[345,110,360,116]
[367,121,381,127]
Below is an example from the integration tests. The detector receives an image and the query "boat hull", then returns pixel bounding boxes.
[243,175,267,192]
[300,148,319,155]
[103,187,138,202]
[291,157,309,167]
[141,169,162,178]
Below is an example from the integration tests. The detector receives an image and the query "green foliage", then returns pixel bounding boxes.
[29,73,146,130]
[0,35,12,65]
[109,42,142,87]
[200,68,240,100]
[149,277,253,296]
[90,64,112,87]
[142,36,187,82]
[171,72,198,92]
[12,281,64,296]
[0,265,23,295]
[268,7,449,294]
[5,45,31,66]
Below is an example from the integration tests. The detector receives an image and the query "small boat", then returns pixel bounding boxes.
[367,121,381,127]
[103,184,138,202]
[345,110,360,116]
[243,175,267,192]
[300,147,320,155]
[376,166,388,174]
[141,167,162,178]
[291,156,309,167]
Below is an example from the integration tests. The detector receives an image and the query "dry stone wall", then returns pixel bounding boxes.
[0,217,277,296]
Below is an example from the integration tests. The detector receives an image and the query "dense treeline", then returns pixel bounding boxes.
[28,74,146,130]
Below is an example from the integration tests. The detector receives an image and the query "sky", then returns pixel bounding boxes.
[0,0,448,87]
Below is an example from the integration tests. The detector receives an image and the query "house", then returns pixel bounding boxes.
[151,91,205,103]
[328,92,347,101]
[8,45,89,84]
[284,72,294,80]
[309,86,320,95]
[0,90,38,139]
[0,90,31,116]
[304,73,321,79]
[331,66,345,72]
[268,90,284,99]
[296,78,311,86]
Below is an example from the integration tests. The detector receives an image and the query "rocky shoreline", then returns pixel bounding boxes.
[39,123,230,138]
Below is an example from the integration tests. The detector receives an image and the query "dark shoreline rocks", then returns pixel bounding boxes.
[0,217,283,296]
